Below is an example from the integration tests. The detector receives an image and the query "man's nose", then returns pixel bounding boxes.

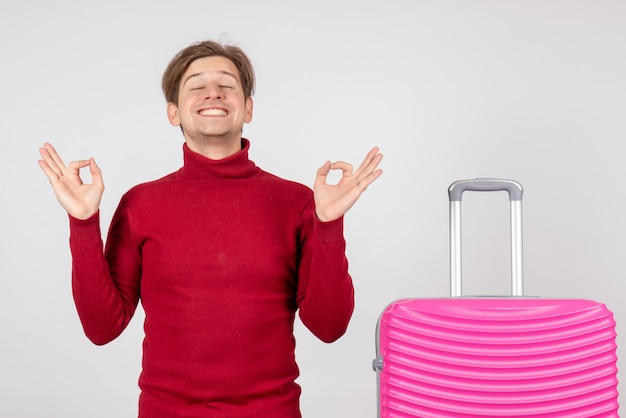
[204,84,223,99]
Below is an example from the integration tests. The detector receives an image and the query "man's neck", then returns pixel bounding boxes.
[184,135,243,160]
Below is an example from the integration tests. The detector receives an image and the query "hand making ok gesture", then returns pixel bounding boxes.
[313,147,383,222]
[38,143,104,220]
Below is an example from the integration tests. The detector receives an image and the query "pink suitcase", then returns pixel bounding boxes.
[373,179,619,417]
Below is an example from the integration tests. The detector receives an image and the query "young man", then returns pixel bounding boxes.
[38,40,383,417]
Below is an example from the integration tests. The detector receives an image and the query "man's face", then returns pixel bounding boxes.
[167,56,253,144]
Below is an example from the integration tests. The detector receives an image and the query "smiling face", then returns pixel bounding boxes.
[167,56,253,157]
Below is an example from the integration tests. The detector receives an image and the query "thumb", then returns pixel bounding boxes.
[89,158,105,189]
[314,161,331,187]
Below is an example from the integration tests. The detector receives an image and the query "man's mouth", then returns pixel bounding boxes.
[198,108,228,116]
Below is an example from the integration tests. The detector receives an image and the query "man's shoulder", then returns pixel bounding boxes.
[258,170,312,195]
[122,171,178,197]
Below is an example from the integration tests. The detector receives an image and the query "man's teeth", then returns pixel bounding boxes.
[199,109,227,116]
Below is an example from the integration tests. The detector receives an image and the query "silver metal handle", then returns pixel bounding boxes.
[448,179,524,297]
[448,178,523,202]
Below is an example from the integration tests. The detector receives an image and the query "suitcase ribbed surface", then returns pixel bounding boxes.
[377,298,619,417]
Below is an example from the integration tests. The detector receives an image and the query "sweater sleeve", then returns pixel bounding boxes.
[296,199,355,343]
[69,196,141,345]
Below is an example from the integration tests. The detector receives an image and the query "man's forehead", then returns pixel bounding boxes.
[183,70,238,85]
[182,56,240,83]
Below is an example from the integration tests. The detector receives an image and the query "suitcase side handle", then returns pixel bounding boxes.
[448,178,524,297]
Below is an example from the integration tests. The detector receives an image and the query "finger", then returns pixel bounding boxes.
[355,151,383,182]
[41,142,80,180]
[68,159,92,175]
[88,158,105,189]
[314,161,331,188]
[42,142,67,171]
[352,168,383,194]
[354,147,380,171]
[39,146,64,178]
[329,161,353,177]
[37,158,61,184]
[64,160,92,187]
[354,147,383,177]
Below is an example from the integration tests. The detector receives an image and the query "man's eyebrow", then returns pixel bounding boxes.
[182,71,239,87]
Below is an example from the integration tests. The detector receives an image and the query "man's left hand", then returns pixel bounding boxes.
[313,147,383,222]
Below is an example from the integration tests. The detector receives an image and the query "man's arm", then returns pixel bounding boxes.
[70,203,141,345]
[38,143,139,344]
[296,204,354,343]
[297,148,383,342]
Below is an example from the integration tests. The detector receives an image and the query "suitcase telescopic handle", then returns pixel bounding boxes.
[448,179,524,297]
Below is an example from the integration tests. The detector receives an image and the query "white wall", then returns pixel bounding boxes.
[1,0,625,416]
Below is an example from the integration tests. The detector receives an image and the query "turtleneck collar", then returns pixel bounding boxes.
[176,138,261,180]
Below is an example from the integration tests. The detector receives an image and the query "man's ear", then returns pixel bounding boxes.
[244,97,254,124]
[167,102,180,126]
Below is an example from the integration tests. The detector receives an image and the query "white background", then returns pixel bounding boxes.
[1,1,625,416]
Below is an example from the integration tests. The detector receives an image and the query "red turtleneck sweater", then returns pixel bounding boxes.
[68,139,354,417]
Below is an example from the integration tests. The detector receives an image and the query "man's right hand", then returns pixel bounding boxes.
[38,143,104,220]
